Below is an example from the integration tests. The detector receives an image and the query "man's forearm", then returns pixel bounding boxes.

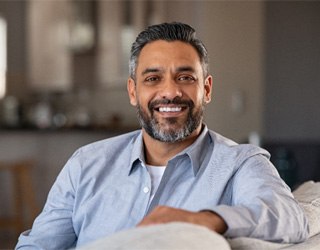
[138,206,227,234]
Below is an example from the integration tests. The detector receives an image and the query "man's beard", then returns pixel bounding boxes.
[136,97,204,143]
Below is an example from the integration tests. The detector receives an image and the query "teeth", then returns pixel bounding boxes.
[159,107,182,112]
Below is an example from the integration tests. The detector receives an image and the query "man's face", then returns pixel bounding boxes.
[128,40,212,142]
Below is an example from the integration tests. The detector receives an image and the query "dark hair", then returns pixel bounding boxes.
[129,22,209,80]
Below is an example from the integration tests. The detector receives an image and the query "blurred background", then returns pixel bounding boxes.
[0,0,319,248]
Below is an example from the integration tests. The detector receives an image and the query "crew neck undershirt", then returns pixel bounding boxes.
[146,165,166,205]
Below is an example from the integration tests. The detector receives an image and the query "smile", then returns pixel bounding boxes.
[158,106,182,112]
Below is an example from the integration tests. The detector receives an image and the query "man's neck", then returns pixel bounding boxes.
[142,126,202,166]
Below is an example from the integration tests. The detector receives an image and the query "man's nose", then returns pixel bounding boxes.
[160,79,182,99]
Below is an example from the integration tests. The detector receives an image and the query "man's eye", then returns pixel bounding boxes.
[178,76,195,82]
[146,76,158,81]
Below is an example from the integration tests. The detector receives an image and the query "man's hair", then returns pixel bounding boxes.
[129,22,209,80]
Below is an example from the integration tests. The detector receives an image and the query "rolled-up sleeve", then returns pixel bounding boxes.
[213,155,309,243]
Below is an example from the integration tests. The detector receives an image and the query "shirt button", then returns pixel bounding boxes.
[143,187,150,193]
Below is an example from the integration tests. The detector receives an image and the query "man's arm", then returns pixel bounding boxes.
[138,206,227,234]
[212,154,309,243]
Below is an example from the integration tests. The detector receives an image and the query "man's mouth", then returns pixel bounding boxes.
[149,97,193,115]
[157,106,183,112]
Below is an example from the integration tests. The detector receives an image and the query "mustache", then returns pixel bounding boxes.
[148,97,194,111]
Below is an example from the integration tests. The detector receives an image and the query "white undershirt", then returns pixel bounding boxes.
[146,165,166,204]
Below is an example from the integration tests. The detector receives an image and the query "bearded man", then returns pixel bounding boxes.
[16,22,308,250]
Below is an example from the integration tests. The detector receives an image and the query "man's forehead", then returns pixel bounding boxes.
[136,40,201,73]
[140,40,197,54]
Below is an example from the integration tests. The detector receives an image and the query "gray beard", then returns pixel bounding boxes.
[136,98,204,143]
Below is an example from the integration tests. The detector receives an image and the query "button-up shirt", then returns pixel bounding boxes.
[16,126,309,249]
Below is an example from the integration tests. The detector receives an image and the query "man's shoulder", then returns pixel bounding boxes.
[207,129,270,161]
[76,130,142,155]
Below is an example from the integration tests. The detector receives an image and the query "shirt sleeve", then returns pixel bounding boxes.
[211,154,309,243]
[15,152,81,250]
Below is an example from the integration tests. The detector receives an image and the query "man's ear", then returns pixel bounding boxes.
[127,78,137,106]
[204,75,213,104]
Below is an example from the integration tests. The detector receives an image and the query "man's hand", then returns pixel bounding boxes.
[137,206,227,234]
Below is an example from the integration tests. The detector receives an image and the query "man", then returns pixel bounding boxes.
[16,22,308,249]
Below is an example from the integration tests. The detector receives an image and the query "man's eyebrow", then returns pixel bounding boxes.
[141,66,195,75]
[141,67,163,75]
[175,66,195,73]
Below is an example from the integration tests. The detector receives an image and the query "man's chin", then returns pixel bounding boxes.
[156,123,185,134]
[157,115,188,126]
[153,126,188,142]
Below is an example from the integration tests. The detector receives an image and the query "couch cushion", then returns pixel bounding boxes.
[78,222,231,250]
[293,181,320,237]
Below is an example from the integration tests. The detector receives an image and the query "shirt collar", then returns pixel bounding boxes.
[177,124,212,176]
[128,130,145,175]
[128,124,212,176]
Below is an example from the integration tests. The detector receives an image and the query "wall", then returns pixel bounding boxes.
[264,2,320,141]
[0,1,27,98]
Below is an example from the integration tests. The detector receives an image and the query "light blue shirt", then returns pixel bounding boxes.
[16,126,309,249]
